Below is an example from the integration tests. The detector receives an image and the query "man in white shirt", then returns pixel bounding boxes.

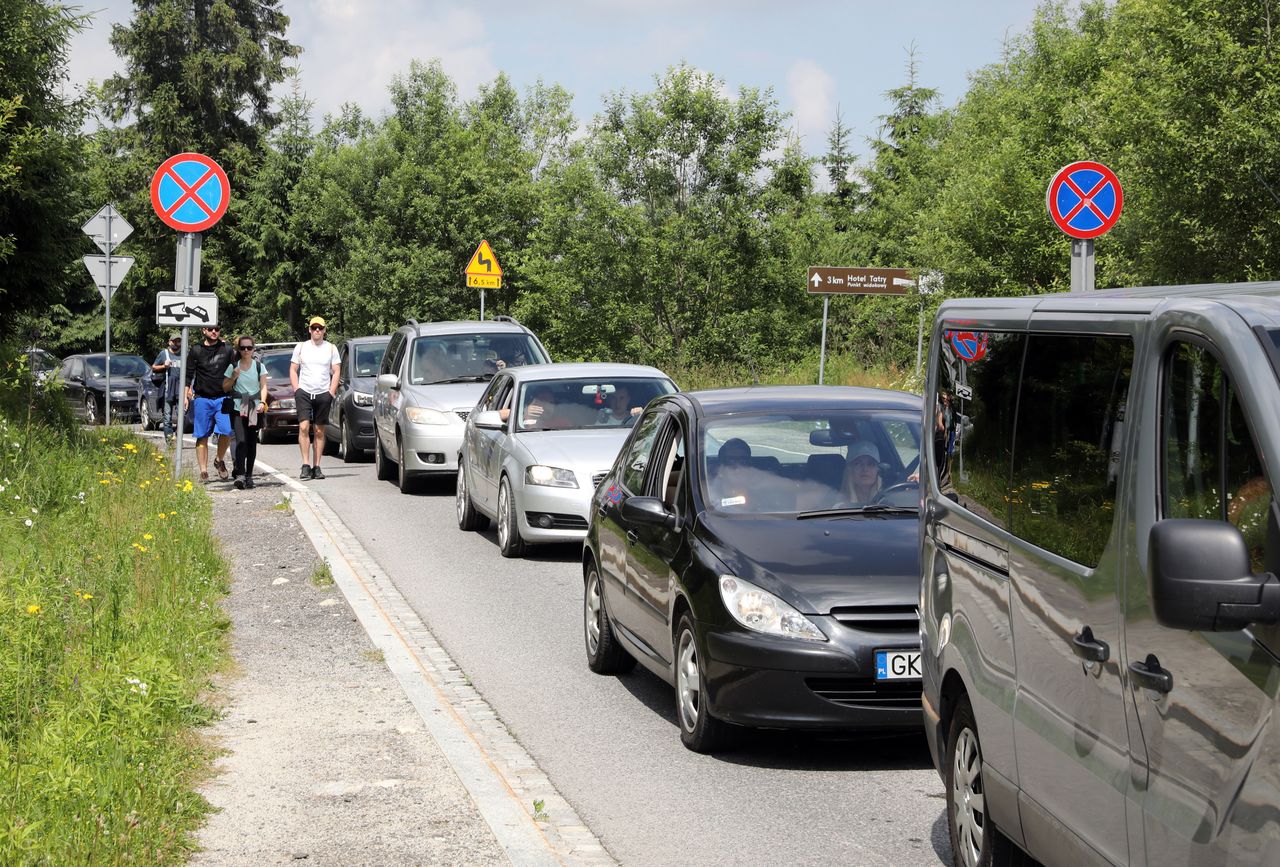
[290,315,341,480]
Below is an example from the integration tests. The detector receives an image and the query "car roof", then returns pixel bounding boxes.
[506,362,673,382]
[345,334,390,345]
[678,385,922,419]
[72,353,146,361]
[939,280,1280,319]
[401,320,532,336]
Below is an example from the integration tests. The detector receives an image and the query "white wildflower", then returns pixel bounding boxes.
[23,519,32,527]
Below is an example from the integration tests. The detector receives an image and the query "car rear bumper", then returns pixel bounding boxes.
[702,627,923,731]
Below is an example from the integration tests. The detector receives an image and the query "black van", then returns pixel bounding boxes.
[920,282,1280,867]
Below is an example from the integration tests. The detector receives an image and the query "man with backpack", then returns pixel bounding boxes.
[151,333,183,444]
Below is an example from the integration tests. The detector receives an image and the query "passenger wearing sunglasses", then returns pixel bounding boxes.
[223,336,269,489]
[289,316,340,480]
[184,324,235,481]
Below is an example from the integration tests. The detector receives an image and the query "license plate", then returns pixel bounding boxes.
[875,649,922,680]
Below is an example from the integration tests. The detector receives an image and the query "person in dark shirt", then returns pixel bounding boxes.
[184,325,235,481]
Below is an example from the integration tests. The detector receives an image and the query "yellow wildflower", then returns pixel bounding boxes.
[122,443,137,452]
[26,604,41,615]
[142,533,153,541]
[100,479,111,485]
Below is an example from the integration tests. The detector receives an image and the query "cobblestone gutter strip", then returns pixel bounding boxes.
[263,462,615,867]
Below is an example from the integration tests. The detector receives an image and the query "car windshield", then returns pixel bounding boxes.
[85,356,149,379]
[702,409,922,515]
[353,342,387,377]
[515,377,676,432]
[410,333,546,385]
[260,353,293,380]
[26,349,58,372]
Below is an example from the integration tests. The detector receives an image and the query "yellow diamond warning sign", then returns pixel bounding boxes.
[465,240,502,289]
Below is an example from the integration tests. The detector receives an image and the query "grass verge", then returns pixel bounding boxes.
[0,370,229,862]
[669,352,922,394]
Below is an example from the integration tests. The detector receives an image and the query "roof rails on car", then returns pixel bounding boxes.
[490,315,520,325]
[403,318,421,337]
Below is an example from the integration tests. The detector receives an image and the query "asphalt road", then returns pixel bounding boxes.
[254,438,952,867]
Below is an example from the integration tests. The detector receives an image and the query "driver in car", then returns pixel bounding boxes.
[840,441,883,505]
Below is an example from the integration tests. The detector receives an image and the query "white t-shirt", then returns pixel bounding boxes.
[291,339,340,394]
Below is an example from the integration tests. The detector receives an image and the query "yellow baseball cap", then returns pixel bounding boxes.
[308,316,326,328]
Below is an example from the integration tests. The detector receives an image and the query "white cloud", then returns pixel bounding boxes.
[786,58,835,150]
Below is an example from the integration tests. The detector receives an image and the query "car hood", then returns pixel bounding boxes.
[519,429,632,477]
[267,381,293,399]
[402,381,488,411]
[696,512,920,615]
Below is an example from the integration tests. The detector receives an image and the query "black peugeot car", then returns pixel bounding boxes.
[56,353,149,425]
[583,386,924,752]
[324,334,388,461]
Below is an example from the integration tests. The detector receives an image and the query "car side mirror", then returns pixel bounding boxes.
[1149,518,1280,631]
[622,496,679,531]
[473,410,504,430]
[377,373,399,391]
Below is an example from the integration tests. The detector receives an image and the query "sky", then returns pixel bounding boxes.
[66,0,1041,161]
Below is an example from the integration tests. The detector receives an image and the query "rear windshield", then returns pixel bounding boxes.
[410,333,546,385]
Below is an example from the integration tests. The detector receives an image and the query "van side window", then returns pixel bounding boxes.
[1010,335,1134,567]
[935,330,1024,529]
[1163,341,1272,573]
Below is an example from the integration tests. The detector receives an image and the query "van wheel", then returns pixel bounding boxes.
[947,696,1020,867]
[584,564,634,674]
[675,613,733,753]
[374,435,395,481]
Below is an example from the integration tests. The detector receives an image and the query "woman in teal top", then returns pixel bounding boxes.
[222,335,269,489]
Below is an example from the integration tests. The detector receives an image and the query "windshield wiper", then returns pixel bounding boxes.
[796,504,919,520]
[426,375,491,384]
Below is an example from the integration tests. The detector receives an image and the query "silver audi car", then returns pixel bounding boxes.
[456,363,677,557]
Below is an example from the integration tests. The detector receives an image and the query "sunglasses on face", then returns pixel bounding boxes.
[310,325,326,332]
[239,345,255,351]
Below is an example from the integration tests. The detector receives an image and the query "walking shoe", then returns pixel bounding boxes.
[200,471,209,482]
[233,476,245,490]
[300,464,312,481]
[311,466,326,480]
[244,477,255,490]
[214,459,229,481]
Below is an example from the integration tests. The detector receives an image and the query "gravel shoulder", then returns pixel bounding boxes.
[193,472,508,866]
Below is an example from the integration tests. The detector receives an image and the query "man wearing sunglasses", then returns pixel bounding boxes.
[289,316,340,480]
[184,324,236,481]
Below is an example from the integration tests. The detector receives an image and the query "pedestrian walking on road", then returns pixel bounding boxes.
[224,335,268,489]
[290,316,340,480]
[152,332,183,443]
[185,325,236,482]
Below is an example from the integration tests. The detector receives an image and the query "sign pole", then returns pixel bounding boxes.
[915,296,926,377]
[1047,161,1121,292]
[1070,238,1095,293]
[104,210,113,425]
[173,233,200,480]
[818,296,829,385]
[480,286,485,321]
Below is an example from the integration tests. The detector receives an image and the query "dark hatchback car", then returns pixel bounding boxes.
[583,386,924,752]
[324,334,388,462]
[56,353,149,424]
[258,348,299,443]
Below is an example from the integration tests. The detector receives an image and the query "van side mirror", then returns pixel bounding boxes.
[622,496,679,531]
[473,410,504,430]
[377,373,399,391]
[1149,519,1280,631]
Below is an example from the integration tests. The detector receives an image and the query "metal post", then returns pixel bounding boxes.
[915,296,926,378]
[480,286,485,320]
[104,210,112,425]
[818,295,830,385]
[1070,238,1096,293]
[173,233,199,479]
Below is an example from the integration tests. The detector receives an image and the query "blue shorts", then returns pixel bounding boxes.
[192,396,232,440]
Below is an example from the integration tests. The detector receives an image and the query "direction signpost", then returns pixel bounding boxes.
[150,152,230,479]
[1045,160,1124,292]
[806,266,914,385]
[464,240,503,319]
[81,204,134,424]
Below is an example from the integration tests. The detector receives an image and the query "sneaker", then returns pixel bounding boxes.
[214,459,230,481]
[244,477,256,490]
[200,471,209,482]
[300,464,312,481]
[233,476,245,490]
[311,466,326,480]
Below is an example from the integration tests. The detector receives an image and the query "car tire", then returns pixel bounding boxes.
[139,397,153,431]
[83,395,98,426]
[946,696,1022,867]
[456,460,489,531]
[396,436,418,494]
[323,419,340,457]
[340,415,359,463]
[584,563,635,674]
[497,476,526,558]
[675,612,733,753]
[374,433,395,481]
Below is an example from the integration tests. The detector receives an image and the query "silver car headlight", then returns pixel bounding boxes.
[405,406,451,425]
[351,391,374,407]
[718,575,827,642]
[273,398,295,411]
[525,465,578,488]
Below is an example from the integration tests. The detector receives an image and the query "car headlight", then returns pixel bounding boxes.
[405,406,451,425]
[273,398,295,411]
[718,575,827,642]
[352,391,374,407]
[525,465,578,488]
[110,389,129,398]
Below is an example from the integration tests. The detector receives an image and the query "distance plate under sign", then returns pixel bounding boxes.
[155,291,219,327]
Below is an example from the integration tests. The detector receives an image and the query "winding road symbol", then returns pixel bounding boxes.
[150,153,230,233]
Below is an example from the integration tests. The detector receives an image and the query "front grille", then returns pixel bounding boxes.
[829,604,919,633]
[591,471,608,488]
[525,512,589,530]
[455,409,470,421]
[806,678,922,709]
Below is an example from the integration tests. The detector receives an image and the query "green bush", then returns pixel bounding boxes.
[0,362,229,862]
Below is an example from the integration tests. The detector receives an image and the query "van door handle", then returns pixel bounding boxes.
[1070,626,1110,663]
[1129,654,1173,695]
[626,530,638,546]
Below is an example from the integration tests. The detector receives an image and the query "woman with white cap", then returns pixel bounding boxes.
[841,440,884,505]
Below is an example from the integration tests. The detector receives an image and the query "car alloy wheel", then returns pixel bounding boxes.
[456,461,488,531]
[374,434,395,481]
[139,396,152,431]
[340,415,357,463]
[397,437,416,493]
[497,477,525,558]
[584,564,634,674]
[84,395,98,425]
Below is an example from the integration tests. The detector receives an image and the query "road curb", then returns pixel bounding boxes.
[257,459,615,867]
